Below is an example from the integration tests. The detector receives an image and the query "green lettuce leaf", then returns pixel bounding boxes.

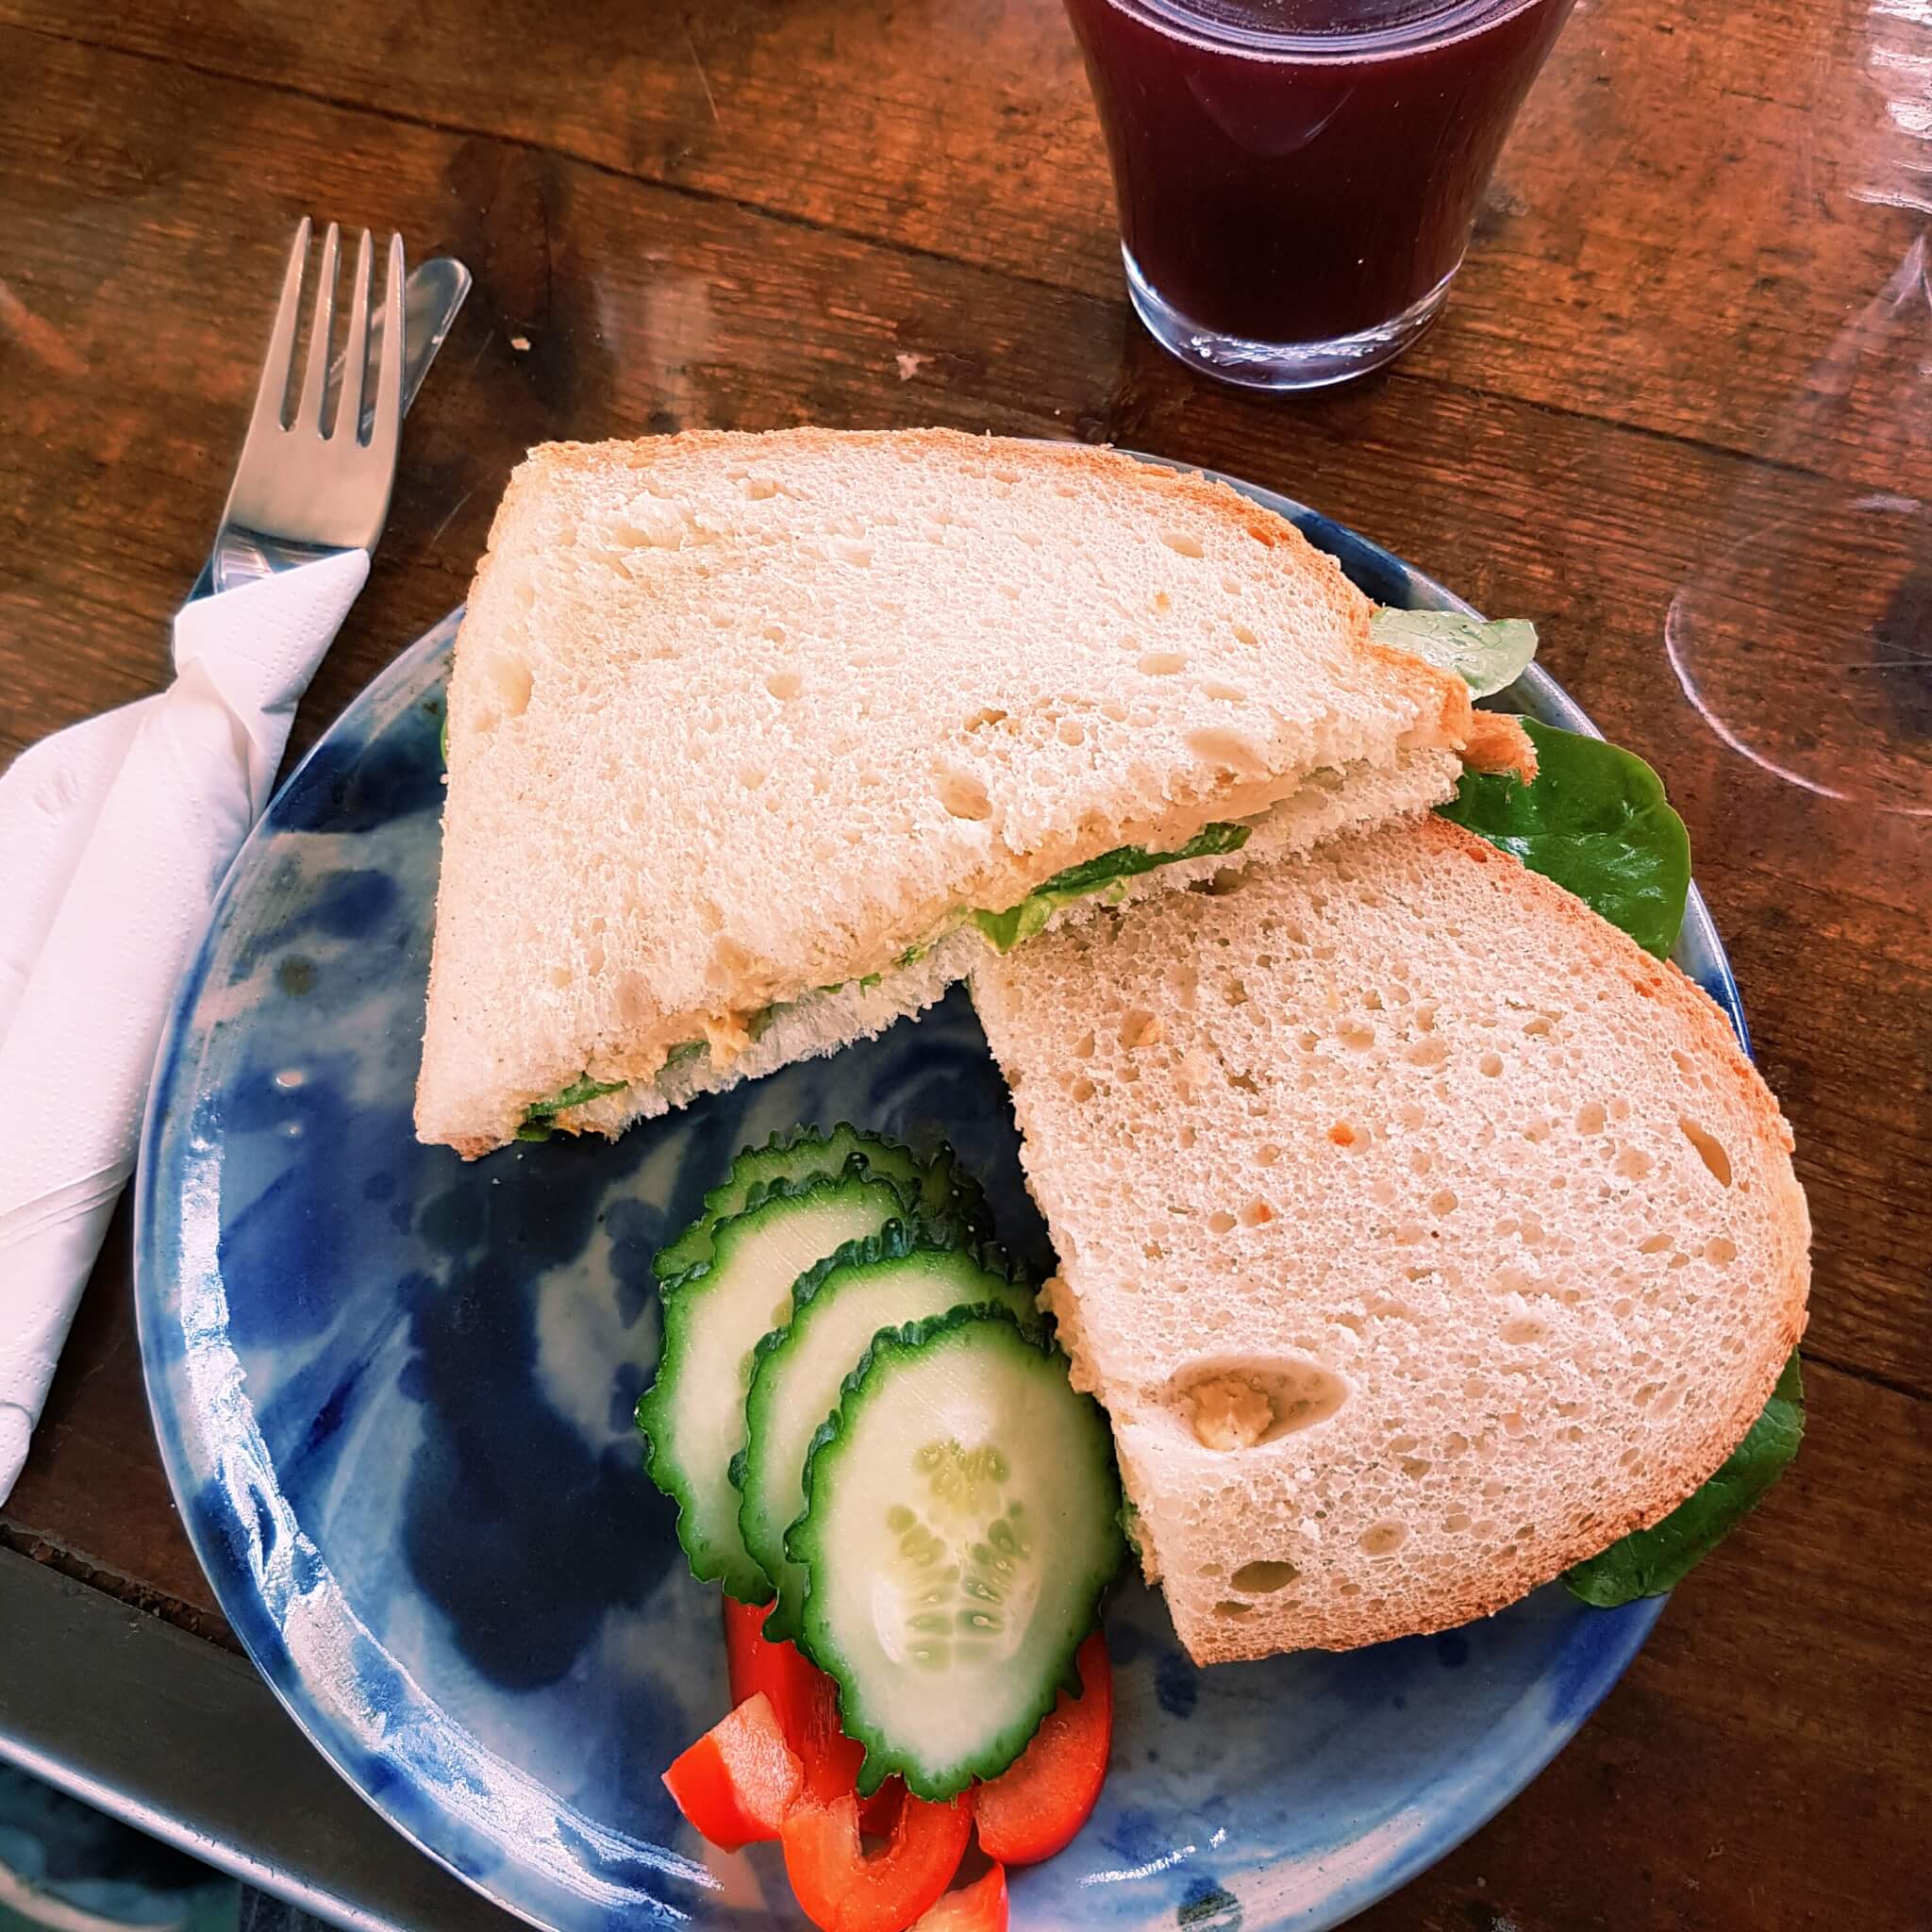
[518,1072,630,1139]
[1564,1355,1805,1607]
[972,822,1253,953]
[1436,718,1690,958]
[1370,608,1539,698]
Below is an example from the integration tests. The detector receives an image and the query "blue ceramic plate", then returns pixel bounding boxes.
[138,475,1744,1932]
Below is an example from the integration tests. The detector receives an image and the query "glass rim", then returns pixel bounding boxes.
[1103,0,1551,58]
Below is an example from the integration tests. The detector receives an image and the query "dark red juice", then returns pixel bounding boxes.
[1063,0,1575,365]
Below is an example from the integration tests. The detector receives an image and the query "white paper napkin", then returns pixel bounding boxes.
[0,549,371,1504]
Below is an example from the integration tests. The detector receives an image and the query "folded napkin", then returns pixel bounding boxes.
[0,551,371,1504]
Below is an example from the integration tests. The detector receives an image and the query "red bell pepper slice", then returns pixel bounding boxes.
[974,1632,1113,1865]
[780,1788,974,1932]
[724,1598,867,1798]
[723,1598,900,1825]
[908,1863,1008,1932]
[661,1690,802,1853]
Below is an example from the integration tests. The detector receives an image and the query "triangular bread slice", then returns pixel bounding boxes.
[419,430,1529,1156]
[970,814,1810,1663]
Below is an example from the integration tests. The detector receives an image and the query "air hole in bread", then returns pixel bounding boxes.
[1337,1020,1374,1051]
[1429,1190,1459,1217]
[1058,717,1087,746]
[1328,1121,1359,1148]
[1212,1599,1256,1620]
[1200,680,1248,704]
[1120,1009,1163,1049]
[1071,1031,1095,1059]
[1160,529,1206,558]
[1679,1118,1733,1186]
[1406,1036,1448,1069]
[1230,1559,1300,1592]
[1575,1102,1607,1136]
[764,669,802,701]
[1174,1361,1348,1448]
[1241,1198,1274,1228]
[738,764,767,791]
[1524,1013,1556,1037]
[1186,726,1266,774]
[1257,1142,1281,1167]
[1479,1051,1505,1077]
[1638,1232,1671,1255]
[1138,651,1188,676]
[1707,1236,1738,1265]
[1358,1521,1409,1557]
[933,767,992,821]
[1069,1076,1096,1103]
[484,651,533,722]
[1100,697,1129,724]
[1208,1210,1238,1234]
[1179,1124,1197,1149]
[1502,1315,1548,1345]
[1615,1146,1654,1180]
[1400,1456,1433,1478]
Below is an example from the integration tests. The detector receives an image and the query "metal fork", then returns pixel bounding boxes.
[212,217,406,590]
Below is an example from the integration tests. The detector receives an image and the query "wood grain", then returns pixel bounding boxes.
[1,1,1927,1924]
[4,0,1922,484]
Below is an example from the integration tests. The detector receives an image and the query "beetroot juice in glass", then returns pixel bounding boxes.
[1061,0,1576,389]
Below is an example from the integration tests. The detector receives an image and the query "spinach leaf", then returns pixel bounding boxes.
[1437,718,1690,958]
[1564,1355,1805,1606]
[972,822,1253,953]
[520,1072,629,1138]
[1370,608,1539,698]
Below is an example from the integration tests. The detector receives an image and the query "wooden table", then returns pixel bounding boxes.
[4,0,1928,1924]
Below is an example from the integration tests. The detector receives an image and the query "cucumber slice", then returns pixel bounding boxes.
[654,1125,989,1283]
[737,1230,1040,1644]
[639,1174,913,1601]
[791,1309,1124,1799]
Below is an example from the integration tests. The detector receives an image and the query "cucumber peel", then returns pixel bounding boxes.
[734,1228,1039,1644]
[653,1125,991,1283]
[790,1308,1124,1799]
[639,1172,916,1601]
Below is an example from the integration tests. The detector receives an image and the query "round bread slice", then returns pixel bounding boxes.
[970,814,1810,1663]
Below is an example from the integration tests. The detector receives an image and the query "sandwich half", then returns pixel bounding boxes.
[970,814,1810,1663]
[418,430,1528,1157]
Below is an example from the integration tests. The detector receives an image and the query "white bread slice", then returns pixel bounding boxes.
[567,747,1461,1133]
[970,815,1811,1664]
[419,429,1524,1157]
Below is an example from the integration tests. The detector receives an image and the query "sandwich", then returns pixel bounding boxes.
[416,429,1531,1158]
[970,806,1811,1664]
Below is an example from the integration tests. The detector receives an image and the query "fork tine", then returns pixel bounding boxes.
[369,234,406,458]
[245,216,310,438]
[332,228,375,445]
[295,221,340,433]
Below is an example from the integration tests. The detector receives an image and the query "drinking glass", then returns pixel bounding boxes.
[1062,0,1578,390]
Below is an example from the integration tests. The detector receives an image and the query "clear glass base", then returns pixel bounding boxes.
[1123,246,1461,392]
